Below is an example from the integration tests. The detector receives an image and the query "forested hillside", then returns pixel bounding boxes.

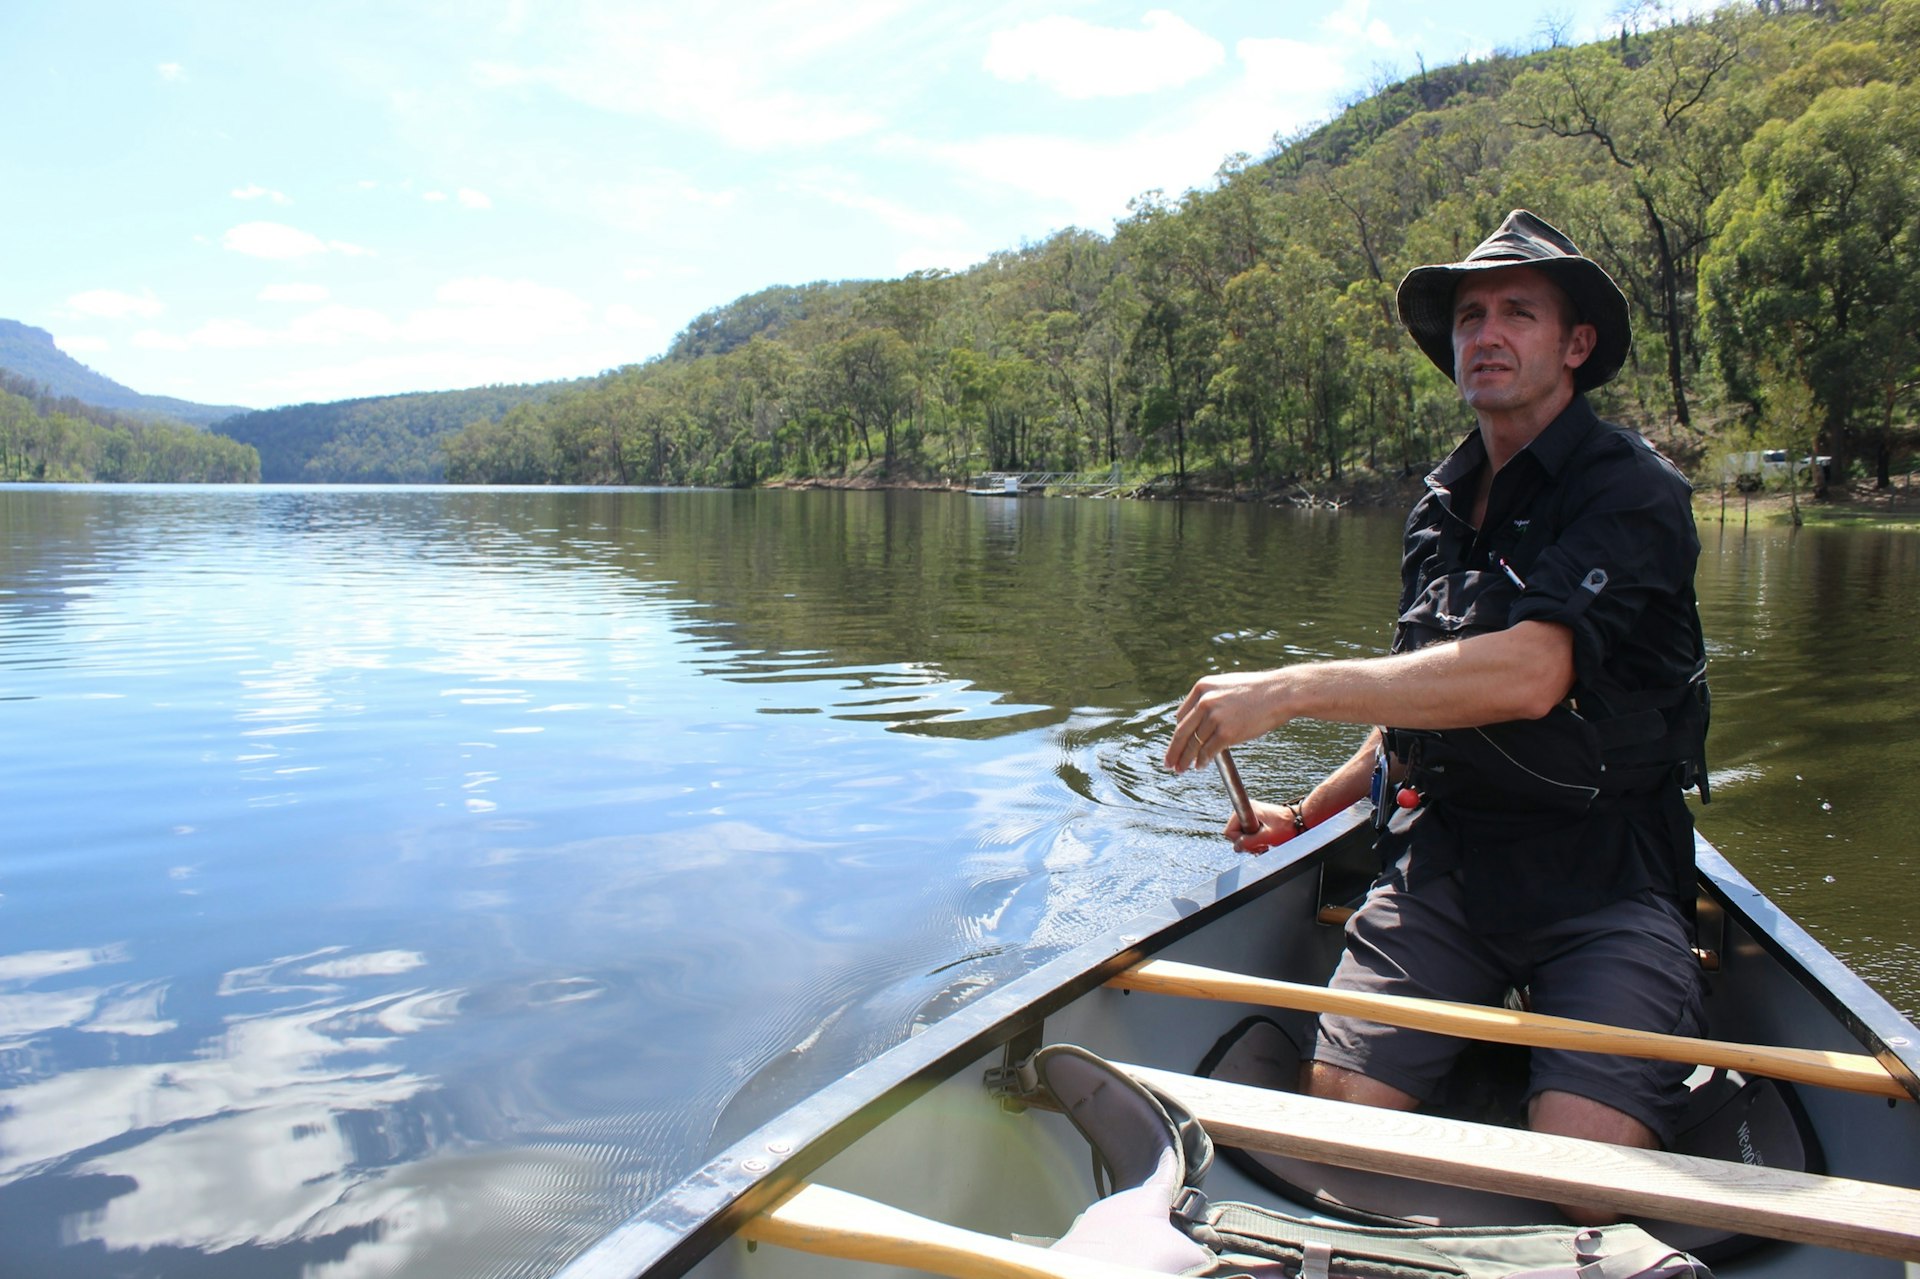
[0,319,248,427]
[444,0,1918,497]
[0,370,258,482]
[217,383,570,482]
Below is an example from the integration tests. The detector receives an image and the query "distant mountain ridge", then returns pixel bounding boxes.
[200,278,869,482]
[0,318,249,426]
[217,383,575,483]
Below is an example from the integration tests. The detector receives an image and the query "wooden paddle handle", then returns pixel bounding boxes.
[1110,958,1910,1101]
[744,1183,1179,1279]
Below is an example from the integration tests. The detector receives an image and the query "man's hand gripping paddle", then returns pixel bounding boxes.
[1215,749,1276,852]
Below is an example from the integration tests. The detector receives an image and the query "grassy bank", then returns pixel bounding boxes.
[1697,475,1920,532]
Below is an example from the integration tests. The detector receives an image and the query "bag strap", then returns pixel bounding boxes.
[1030,1043,1213,1199]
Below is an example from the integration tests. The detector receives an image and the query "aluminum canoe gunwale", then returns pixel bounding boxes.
[557,809,1919,1278]
[1693,836,1920,1100]
[554,807,1367,1279]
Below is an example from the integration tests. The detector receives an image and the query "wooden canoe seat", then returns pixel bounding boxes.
[744,1069,1920,1279]
[1109,958,1912,1100]
[1119,1062,1920,1263]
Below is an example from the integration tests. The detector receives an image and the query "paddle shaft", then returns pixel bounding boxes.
[1215,748,1257,830]
[744,1183,1179,1279]
[1110,958,1910,1100]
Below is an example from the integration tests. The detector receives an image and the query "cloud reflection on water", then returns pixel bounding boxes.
[0,943,462,1270]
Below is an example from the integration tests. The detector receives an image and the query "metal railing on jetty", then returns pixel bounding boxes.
[964,462,1126,497]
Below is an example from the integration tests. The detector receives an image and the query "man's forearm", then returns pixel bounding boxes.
[1166,621,1574,774]
[1285,621,1574,730]
[1300,731,1379,827]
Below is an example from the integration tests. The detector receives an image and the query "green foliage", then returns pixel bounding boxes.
[666,280,878,361]
[14,6,1913,497]
[1702,76,1919,487]
[0,371,259,483]
[218,383,569,482]
[438,3,1920,497]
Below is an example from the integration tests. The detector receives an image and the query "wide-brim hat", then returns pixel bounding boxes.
[1396,210,1631,392]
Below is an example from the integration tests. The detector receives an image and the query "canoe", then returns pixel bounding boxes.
[556,805,1920,1279]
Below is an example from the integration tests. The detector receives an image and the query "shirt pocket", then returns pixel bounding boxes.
[1395,568,1518,648]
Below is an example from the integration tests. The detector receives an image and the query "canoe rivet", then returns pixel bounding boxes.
[766,1141,792,1155]
[1889,1036,1911,1047]
[742,1157,769,1173]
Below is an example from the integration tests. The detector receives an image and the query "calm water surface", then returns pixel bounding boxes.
[1,484,1912,1277]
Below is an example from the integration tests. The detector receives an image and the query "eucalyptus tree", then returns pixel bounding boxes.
[1509,6,1755,429]
[1702,79,1920,488]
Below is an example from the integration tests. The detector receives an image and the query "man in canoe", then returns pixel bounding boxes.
[1164,210,1711,1216]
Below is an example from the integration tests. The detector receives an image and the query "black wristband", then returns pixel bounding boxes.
[1290,799,1309,833]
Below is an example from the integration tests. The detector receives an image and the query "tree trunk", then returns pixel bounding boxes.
[1640,190,1692,429]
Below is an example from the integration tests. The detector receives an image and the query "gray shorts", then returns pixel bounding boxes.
[1309,870,1706,1143]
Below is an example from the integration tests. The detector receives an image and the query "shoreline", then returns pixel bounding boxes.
[764,471,1920,528]
[1696,478,1920,531]
[761,471,1427,510]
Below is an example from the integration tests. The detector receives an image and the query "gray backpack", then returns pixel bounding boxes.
[1030,1044,1712,1279]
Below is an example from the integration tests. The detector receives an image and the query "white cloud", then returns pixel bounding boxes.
[222,221,374,260]
[231,184,291,205]
[789,172,971,244]
[468,2,901,151]
[180,307,398,350]
[1235,38,1354,107]
[937,24,1363,229]
[54,334,111,355]
[419,188,489,209]
[410,277,593,346]
[1321,0,1397,48]
[303,950,425,979]
[67,288,166,320]
[573,171,738,236]
[984,10,1225,99]
[249,347,629,404]
[157,62,185,82]
[131,278,598,362]
[259,283,331,303]
[601,302,649,330]
[620,258,701,284]
[933,132,1155,229]
[0,946,124,983]
[478,54,883,150]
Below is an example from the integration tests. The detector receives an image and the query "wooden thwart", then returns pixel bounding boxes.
[744,1070,1920,1277]
[742,1183,1173,1279]
[1110,958,1911,1101]
[1123,1062,1920,1262]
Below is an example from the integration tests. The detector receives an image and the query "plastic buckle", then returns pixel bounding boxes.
[1170,1185,1210,1225]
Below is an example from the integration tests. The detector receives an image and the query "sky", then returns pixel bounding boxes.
[1,1,1643,411]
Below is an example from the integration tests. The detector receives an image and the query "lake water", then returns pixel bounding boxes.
[1,484,1913,1278]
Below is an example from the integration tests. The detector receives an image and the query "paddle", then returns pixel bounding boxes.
[1109,958,1911,1101]
[742,1182,1179,1279]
